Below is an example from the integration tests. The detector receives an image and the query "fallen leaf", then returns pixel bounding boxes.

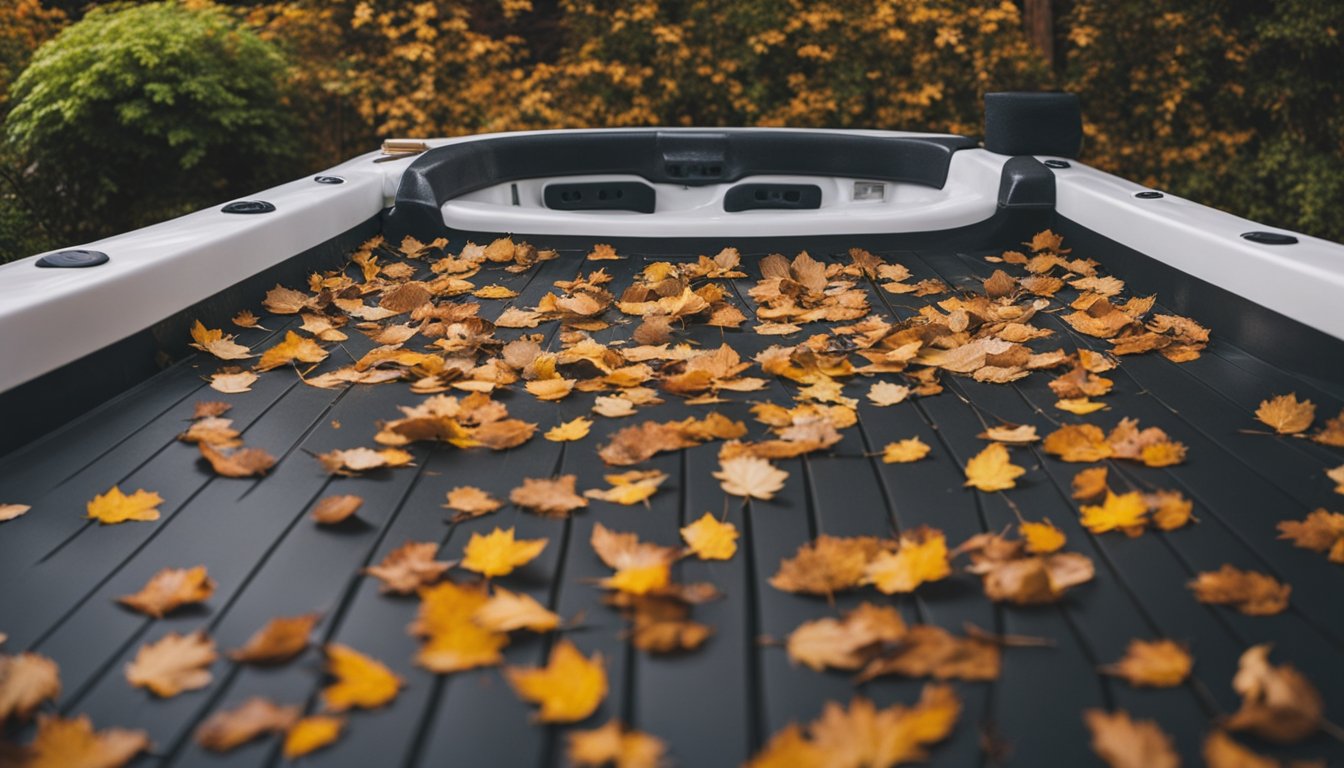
[365,541,454,593]
[317,447,415,475]
[0,652,60,722]
[411,581,508,673]
[750,685,960,767]
[1044,423,1113,462]
[321,644,402,712]
[195,697,300,752]
[262,284,313,314]
[1083,708,1179,768]
[232,309,265,329]
[567,720,666,768]
[591,523,679,595]
[680,513,739,560]
[861,526,951,594]
[473,284,518,299]
[0,503,30,522]
[1311,409,1344,447]
[210,370,258,393]
[1147,490,1195,531]
[963,443,1026,492]
[1072,467,1109,500]
[192,401,232,419]
[585,470,667,506]
[1277,508,1344,563]
[1020,520,1066,554]
[593,396,637,418]
[715,456,788,500]
[1189,565,1290,615]
[86,486,162,525]
[125,630,217,697]
[179,416,241,447]
[1331,464,1344,495]
[506,639,607,723]
[1255,393,1315,435]
[473,587,560,633]
[1056,397,1108,414]
[787,603,907,672]
[20,714,149,768]
[882,438,931,464]
[283,715,344,759]
[256,330,328,371]
[311,494,362,524]
[118,566,215,618]
[617,593,714,653]
[526,377,576,401]
[867,381,910,406]
[198,442,276,478]
[443,486,502,521]
[1080,491,1148,536]
[545,417,593,442]
[858,624,1001,682]
[461,527,547,578]
[189,320,253,360]
[1226,644,1322,743]
[978,424,1039,444]
[771,535,887,595]
[1100,639,1192,688]
[510,475,588,517]
[228,614,319,664]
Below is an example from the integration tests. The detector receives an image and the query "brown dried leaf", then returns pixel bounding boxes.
[118,566,215,618]
[1226,644,1322,743]
[198,442,276,478]
[1083,709,1179,768]
[510,475,588,517]
[1255,393,1315,435]
[1189,565,1290,615]
[195,697,300,752]
[126,630,216,697]
[228,614,319,664]
[311,494,362,524]
[365,541,454,593]
[0,652,60,722]
[1100,639,1192,688]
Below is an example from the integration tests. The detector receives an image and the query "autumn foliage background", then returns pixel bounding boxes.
[0,0,1341,260]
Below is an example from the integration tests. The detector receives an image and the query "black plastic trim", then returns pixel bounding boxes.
[1134,191,1165,199]
[384,130,976,241]
[544,181,656,213]
[996,156,1055,209]
[314,175,345,185]
[35,250,109,268]
[222,200,276,214]
[723,183,822,212]
[1241,231,1298,245]
[1043,159,1071,169]
[984,92,1083,158]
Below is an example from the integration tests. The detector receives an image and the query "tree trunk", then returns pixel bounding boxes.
[1023,0,1055,66]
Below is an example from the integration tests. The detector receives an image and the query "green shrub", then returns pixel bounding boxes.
[4,0,300,247]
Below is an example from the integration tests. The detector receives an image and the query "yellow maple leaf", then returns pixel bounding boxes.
[963,443,1025,492]
[257,330,328,372]
[283,715,343,759]
[411,581,508,673]
[189,320,253,360]
[507,639,607,723]
[882,438,931,464]
[1056,397,1108,415]
[545,417,593,442]
[747,724,826,768]
[1021,520,1066,554]
[591,524,678,595]
[473,284,519,299]
[460,527,547,578]
[321,644,402,712]
[1080,491,1148,534]
[1255,393,1315,434]
[473,587,560,633]
[87,486,163,525]
[1140,441,1187,467]
[680,512,739,560]
[861,527,950,594]
[584,470,667,506]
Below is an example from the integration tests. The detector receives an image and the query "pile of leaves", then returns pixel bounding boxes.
[2,229,1339,767]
